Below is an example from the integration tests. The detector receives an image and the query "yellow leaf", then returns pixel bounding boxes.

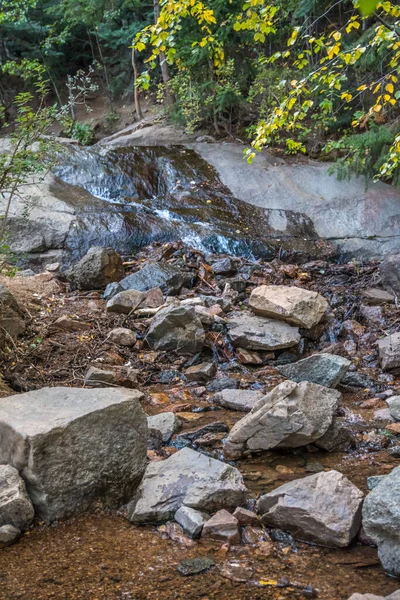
[259,580,278,587]
[332,31,341,41]
[373,104,383,112]
[357,84,367,91]
[386,83,394,94]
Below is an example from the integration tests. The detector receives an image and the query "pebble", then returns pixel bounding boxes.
[177,557,216,576]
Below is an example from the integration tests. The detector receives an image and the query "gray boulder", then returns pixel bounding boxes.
[227,312,300,351]
[211,389,265,412]
[347,594,400,600]
[0,387,147,523]
[0,465,34,531]
[314,418,355,452]
[0,524,21,548]
[67,247,124,290]
[107,327,137,347]
[379,254,400,297]
[202,509,240,544]
[126,447,247,523]
[387,396,400,421]
[147,305,204,355]
[175,506,207,539]
[0,284,25,338]
[106,288,164,314]
[363,465,400,576]
[224,380,341,459]
[184,362,217,382]
[257,470,363,547]
[277,353,351,388]
[378,332,400,371]
[104,262,184,300]
[147,412,181,443]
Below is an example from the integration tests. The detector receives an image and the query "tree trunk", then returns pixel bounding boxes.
[131,46,143,120]
[153,0,174,105]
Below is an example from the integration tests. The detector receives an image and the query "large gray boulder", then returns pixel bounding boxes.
[0,284,25,338]
[227,312,300,351]
[277,353,350,388]
[257,470,363,548]
[0,387,148,523]
[0,465,34,531]
[126,447,247,523]
[378,333,400,371]
[67,247,124,290]
[249,285,328,329]
[104,262,184,300]
[379,254,400,298]
[147,305,204,355]
[363,465,400,576]
[224,380,341,459]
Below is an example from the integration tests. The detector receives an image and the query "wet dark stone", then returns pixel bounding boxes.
[389,446,400,458]
[176,422,229,444]
[207,377,238,393]
[269,529,297,548]
[177,556,216,576]
[158,370,183,384]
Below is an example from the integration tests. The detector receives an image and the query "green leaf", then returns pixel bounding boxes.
[357,0,378,16]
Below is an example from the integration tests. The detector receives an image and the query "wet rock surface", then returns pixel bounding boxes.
[276,353,350,388]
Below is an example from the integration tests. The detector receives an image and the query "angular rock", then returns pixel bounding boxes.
[67,247,124,291]
[362,288,395,305]
[0,465,34,531]
[84,366,139,388]
[0,284,25,338]
[378,332,400,371]
[276,353,351,388]
[184,362,217,382]
[233,507,260,526]
[202,509,240,544]
[379,254,400,297]
[177,556,215,576]
[0,387,147,523]
[211,389,265,412]
[212,257,236,276]
[363,465,400,576]
[0,524,21,548]
[107,327,137,347]
[175,506,207,539]
[228,312,300,351]
[106,290,145,314]
[104,262,184,300]
[257,470,363,548]
[126,447,247,523]
[314,418,356,452]
[224,380,341,459]
[147,305,204,355]
[236,348,263,365]
[249,285,328,329]
[147,412,180,443]
[387,396,400,421]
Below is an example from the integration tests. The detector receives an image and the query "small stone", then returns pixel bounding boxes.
[211,389,265,412]
[233,507,259,526]
[374,408,395,423]
[202,509,240,544]
[386,423,400,434]
[106,290,145,314]
[107,327,137,347]
[387,396,400,421]
[177,556,215,576]
[219,562,254,583]
[0,465,34,531]
[0,524,21,548]
[241,526,265,545]
[379,254,400,297]
[362,288,395,305]
[45,262,60,272]
[184,362,217,383]
[236,348,263,365]
[147,412,181,443]
[175,506,207,539]
[212,257,236,276]
[54,316,91,331]
[207,377,237,393]
[389,446,400,458]
[84,366,139,388]
[378,332,400,372]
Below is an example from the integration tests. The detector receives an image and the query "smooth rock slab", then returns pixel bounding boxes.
[257,470,363,548]
[224,380,341,459]
[0,465,34,531]
[126,447,247,523]
[363,465,400,576]
[249,285,328,329]
[276,353,350,388]
[228,312,300,351]
[0,387,148,523]
[211,389,265,412]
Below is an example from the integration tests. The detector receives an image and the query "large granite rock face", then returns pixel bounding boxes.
[0,387,148,523]
[126,447,247,523]
[363,465,400,576]
[224,380,341,459]
[276,353,351,388]
[379,254,400,297]
[378,332,400,371]
[227,312,300,351]
[257,470,363,548]
[0,465,34,531]
[67,247,125,290]
[147,305,205,355]
[105,262,184,300]
[0,284,25,338]
[249,285,328,329]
